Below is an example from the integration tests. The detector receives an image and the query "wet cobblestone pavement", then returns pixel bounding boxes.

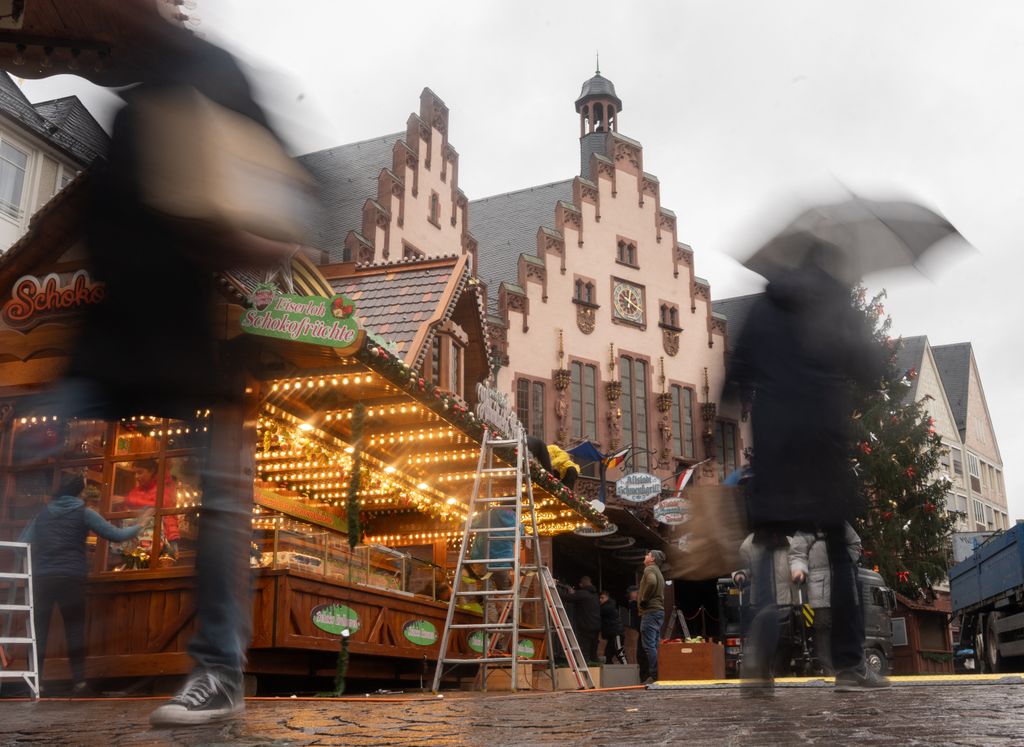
[2,684,1024,746]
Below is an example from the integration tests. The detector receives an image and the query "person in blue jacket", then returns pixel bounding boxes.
[21,473,151,695]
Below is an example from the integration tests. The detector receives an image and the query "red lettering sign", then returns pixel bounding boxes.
[0,270,105,329]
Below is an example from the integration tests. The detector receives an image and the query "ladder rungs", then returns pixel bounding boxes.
[479,468,517,475]
[449,623,516,630]
[462,558,514,564]
[0,604,31,612]
[0,572,29,579]
[474,496,519,502]
[469,526,526,534]
[0,637,34,644]
[442,657,541,664]
[486,439,519,447]
[0,671,38,678]
[0,541,30,549]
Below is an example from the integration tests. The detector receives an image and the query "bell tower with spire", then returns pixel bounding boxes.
[575,59,622,178]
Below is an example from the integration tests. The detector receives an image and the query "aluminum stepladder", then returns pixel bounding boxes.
[0,541,40,699]
[431,424,593,692]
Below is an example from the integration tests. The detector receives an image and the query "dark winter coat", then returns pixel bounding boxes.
[600,599,624,637]
[21,495,143,577]
[566,584,602,633]
[65,29,268,419]
[725,267,884,530]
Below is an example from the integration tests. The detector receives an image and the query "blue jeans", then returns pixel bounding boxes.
[640,610,664,680]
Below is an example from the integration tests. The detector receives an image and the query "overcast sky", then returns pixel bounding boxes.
[19,0,1024,521]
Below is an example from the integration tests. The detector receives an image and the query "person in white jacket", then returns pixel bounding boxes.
[732,531,795,682]
[789,523,862,674]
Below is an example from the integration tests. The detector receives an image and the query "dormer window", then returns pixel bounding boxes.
[426,320,467,399]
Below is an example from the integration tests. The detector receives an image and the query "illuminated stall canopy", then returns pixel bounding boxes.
[221,255,607,546]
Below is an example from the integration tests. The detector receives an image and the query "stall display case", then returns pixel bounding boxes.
[252,516,445,601]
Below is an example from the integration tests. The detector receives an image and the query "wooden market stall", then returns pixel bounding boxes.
[0,180,605,688]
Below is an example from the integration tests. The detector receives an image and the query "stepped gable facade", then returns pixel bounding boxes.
[471,70,743,483]
[298,88,476,269]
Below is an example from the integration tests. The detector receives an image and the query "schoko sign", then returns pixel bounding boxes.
[1,270,105,329]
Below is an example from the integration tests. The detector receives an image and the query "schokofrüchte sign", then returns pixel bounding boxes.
[241,282,362,354]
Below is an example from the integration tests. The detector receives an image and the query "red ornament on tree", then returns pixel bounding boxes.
[859,442,873,455]
[924,502,936,513]
[904,466,916,478]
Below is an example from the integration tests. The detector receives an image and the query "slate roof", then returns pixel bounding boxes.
[931,342,972,438]
[0,73,106,164]
[711,293,764,354]
[470,179,573,314]
[297,132,403,261]
[330,259,461,364]
[575,72,622,111]
[31,96,108,161]
[894,335,928,401]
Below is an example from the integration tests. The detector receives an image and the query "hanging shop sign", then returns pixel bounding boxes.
[311,603,361,635]
[654,497,689,526]
[1,270,105,329]
[615,472,663,503]
[255,486,348,533]
[614,547,650,564]
[402,619,439,647]
[595,535,636,550]
[573,522,618,538]
[475,383,521,437]
[240,282,362,353]
[468,632,536,658]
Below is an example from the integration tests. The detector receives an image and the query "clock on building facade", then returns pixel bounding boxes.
[612,280,644,325]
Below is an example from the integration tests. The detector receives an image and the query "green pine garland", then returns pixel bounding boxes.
[347,402,366,549]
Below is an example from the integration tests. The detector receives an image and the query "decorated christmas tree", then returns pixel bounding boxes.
[849,287,959,596]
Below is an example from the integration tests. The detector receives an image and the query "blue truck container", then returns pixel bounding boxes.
[949,523,1024,672]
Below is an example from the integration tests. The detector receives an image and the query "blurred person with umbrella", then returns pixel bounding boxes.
[41,1,313,726]
[726,195,962,692]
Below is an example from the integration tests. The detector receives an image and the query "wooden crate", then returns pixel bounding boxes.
[657,641,725,680]
[483,664,533,691]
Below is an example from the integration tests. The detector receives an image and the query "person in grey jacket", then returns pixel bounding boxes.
[21,474,151,694]
[789,522,862,674]
[732,531,795,680]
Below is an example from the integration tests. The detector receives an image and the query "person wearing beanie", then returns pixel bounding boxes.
[21,473,152,695]
[638,550,666,684]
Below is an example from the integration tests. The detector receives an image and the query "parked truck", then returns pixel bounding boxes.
[950,522,1024,673]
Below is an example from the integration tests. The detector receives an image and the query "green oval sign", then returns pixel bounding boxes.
[311,603,361,635]
[403,619,438,646]
[468,631,535,658]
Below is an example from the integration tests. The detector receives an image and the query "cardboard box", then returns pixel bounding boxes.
[482,664,532,691]
[600,663,640,687]
[532,665,602,690]
[657,641,726,680]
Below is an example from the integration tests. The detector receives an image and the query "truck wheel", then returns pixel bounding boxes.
[986,613,1003,673]
[975,623,988,674]
[865,648,887,676]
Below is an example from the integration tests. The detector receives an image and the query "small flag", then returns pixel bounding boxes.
[671,458,709,498]
[603,447,629,471]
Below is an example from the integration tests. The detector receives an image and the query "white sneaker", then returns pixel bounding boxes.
[150,669,244,726]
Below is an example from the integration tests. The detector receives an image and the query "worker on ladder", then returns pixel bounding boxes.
[469,506,517,632]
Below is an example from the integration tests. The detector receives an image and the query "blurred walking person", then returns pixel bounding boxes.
[639,550,666,684]
[732,532,796,680]
[565,576,601,662]
[726,242,889,692]
[55,2,312,726]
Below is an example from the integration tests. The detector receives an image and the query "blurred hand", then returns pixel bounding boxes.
[792,570,806,584]
[733,572,747,587]
[138,507,156,523]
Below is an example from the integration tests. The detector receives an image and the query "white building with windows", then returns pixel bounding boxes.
[0,72,106,251]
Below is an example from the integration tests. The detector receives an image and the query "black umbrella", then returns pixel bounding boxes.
[743,196,964,285]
